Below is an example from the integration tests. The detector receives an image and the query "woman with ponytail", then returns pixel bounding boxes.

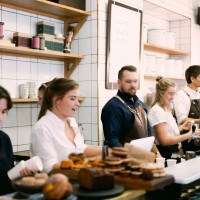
[148,76,200,159]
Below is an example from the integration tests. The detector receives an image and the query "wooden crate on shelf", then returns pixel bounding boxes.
[48,0,85,10]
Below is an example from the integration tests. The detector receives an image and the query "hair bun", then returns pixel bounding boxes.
[156,76,162,82]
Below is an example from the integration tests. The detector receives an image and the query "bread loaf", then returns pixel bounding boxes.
[78,167,114,190]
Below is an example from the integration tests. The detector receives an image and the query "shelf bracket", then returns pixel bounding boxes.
[64,16,88,38]
[64,58,81,77]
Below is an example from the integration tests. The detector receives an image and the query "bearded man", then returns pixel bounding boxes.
[101,65,155,150]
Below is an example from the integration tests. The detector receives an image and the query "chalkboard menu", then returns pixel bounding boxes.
[106,0,142,89]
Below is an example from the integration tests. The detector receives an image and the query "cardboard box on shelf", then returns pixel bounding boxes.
[37,21,55,35]
[13,32,32,47]
[59,0,85,10]
[48,0,85,10]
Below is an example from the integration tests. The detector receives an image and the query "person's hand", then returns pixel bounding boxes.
[19,167,36,176]
[180,120,191,131]
[155,152,163,158]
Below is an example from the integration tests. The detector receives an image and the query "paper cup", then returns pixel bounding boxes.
[7,160,26,180]
[167,159,176,167]
[156,157,165,164]
[181,158,185,162]
[25,156,43,171]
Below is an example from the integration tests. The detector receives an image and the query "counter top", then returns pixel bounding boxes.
[0,190,146,200]
[165,157,200,184]
[13,151,30,162]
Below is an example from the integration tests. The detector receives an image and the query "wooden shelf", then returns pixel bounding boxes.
[0,0,91,77]
[12,98,38,103]
[79,96,86,102]
[144,43,190,55]
[0,45,84,61]
[12,96,86,104]
[0,0,90,20]
[144,74,185,80]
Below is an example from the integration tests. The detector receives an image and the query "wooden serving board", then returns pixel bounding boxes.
[114,175,174,191]
[50,169,174,191]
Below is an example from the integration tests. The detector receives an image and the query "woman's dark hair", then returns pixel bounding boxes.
[0,86,12,110]
[38,78,79,120]
[152,76,175,108]
[118,65,137,80]
[185,65,200,84]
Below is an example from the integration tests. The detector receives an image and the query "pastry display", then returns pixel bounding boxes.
[61,159,74,169]
[34,172,49,180]
[43,173,72,200]
[68,153,85,164]
[112,147,128,157]
[104,156,123,166]
[131,171,143,179]
[139,162,166,178]
[78,167,114,190]
[21,177,37,186]
[19,173,49,186]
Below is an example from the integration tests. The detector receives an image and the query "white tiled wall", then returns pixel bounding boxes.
[97,0,200,144]
[2,0,200,151]
[0,1,99,151]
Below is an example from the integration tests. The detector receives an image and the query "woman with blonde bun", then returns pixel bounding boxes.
[148,76,200,159]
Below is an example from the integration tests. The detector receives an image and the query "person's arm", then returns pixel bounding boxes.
[84,146,102,157]
[154,122,192,146]
[101,104,124,147]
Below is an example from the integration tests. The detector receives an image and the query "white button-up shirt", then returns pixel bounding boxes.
[148,104,180,145]
[30,110,87,173]
[173,86,200,124]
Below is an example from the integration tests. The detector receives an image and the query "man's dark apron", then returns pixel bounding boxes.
[115,96,148,145]
[181,90,200,153]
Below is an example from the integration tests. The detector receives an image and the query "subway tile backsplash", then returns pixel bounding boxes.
[0,0,99,152]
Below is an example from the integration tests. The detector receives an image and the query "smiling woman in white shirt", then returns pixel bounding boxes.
[30,78,102,173]
[148,76,200,159]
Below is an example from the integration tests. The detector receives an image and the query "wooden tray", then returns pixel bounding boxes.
[50,169,174,191]
[114,175,174,191]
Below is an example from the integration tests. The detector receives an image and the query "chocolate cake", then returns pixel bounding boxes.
[78,167,114,190]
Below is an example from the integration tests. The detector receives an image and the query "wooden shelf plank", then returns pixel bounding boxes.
[0,45,84,61]
[0,0,90,20]
[12,98,38,103]
[12,96,85,103]
[79,96,86,102]
[144,74,185,80]
[144,43,190,55]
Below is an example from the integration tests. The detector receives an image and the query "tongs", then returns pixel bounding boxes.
[188,124,200,143]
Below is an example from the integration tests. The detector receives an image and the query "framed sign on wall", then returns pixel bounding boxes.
[106,0,142,89]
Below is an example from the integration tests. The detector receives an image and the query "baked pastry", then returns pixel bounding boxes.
[104,166,125,173]
[68,153,85,164]
[112,147,128,157]
[34,173,49,180]
[131,171,142,179]
[140,162,166,179]
[34,179,46,186]
[119,170,131,177]
[53,163,61,170]
[43,173,72,200]
[78,167,114,190]
[61,159,74,169]
[104,156,122,166]
[21,177,36,185]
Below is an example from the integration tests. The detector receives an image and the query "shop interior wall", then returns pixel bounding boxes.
[98,0,200,145]
[1,0,200,151]
[0,0,99,152]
